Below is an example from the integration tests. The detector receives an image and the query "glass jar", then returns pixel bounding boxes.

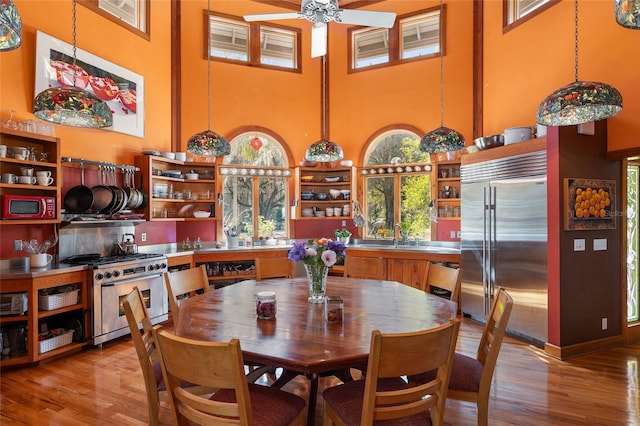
[256,291,276,319]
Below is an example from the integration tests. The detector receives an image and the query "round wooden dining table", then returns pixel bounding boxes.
[175,276,458,425]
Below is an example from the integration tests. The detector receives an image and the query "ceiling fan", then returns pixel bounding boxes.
[244,0,396,58]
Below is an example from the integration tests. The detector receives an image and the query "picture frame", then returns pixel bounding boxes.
[35,30,144,138]
[564,178,616,231]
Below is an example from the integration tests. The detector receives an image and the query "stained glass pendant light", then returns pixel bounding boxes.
[536,0,622,127]
[186,0,230,157]
[615,0,640,29]
[0,0,22,51]
[305,55,344,162]
[420,0,465,154]
[33,0,112,128]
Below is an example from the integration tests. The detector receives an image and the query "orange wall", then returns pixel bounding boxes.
[0,0,173,163]
[482,0,640,152]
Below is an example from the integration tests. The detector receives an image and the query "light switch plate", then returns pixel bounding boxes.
[573,239,585,251]
[593,239,607,251]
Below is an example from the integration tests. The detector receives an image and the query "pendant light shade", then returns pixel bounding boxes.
[187,0,230,158]
[536,80,623,126]
[419,126,465,154]
[32,0,112,128]
[33,86,113,128]
[615,0,640,29]
[186,130,230,156]
[0,0,21,51]
[420,1,465,153]
[305,139,343,162]
[536,0,622,127]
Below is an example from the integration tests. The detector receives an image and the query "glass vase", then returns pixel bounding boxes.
[304,263,329,303]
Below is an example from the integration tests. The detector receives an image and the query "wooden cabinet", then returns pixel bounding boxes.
[0,269,89,368]
[344,255,386,280]
[0,128,61,225]
[387,258,429,290]
[135,155,218,221]
[432,160,461,221]
[295,166,356,219]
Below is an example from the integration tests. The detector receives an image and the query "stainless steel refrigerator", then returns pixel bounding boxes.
[460,149,548,345]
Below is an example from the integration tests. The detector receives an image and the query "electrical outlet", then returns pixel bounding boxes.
[13,239,22,251]
[342,220,346,227]
[602,318,608,330]
[141,233,147,242]
[574,239,585,251]
[593,239,607,251]
[450,231,456,238]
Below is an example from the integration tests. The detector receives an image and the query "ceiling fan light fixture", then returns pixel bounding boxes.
[420,126,465,153]
[305,139,344,162]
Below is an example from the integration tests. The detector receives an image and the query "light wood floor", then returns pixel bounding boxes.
[1,317,639,425]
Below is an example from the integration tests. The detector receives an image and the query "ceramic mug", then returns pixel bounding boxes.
[30,253,53,268]
[0,145,6,158]
[36,170,52,178]
[18,176,37,184]
[1,173,18,183]
[20,167,34,176]
[36,176,54,186]
[13,146,27,158]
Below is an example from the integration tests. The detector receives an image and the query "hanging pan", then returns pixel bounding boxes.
[63,162,94,214]
[91,165,114,213]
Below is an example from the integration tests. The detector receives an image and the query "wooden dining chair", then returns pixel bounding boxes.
[256,257,294,280]
[408,287,513,426]
[123,287,165,426]
[323,318,461,426]
[164,265,210,319]
[153,326,307,426]
[423,262,462,305]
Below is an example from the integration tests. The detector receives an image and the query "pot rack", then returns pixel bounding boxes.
[61,157,139,172]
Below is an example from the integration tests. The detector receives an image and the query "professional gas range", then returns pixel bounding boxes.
[62,253,169,346]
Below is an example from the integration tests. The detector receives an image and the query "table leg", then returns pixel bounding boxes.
[305,373,319,426]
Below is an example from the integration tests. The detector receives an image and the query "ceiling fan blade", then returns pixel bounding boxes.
[243,12,301,22]
[311,22,327,58]
[335,9,396,28]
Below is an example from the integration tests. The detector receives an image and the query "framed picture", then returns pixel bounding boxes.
[35,30,144,138]
[565,178,616,231]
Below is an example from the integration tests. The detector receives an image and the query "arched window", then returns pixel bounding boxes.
[362,129,433,241]
[221,132,291,241]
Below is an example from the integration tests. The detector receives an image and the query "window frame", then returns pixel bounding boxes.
[78,0,150,41]
[205,11,302,74]
[348,6,444,74]
[360,128,433,241]
[502,0,560,33]
[220,131,293,241]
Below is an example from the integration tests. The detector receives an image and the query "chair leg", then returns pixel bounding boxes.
[477,398,489,426]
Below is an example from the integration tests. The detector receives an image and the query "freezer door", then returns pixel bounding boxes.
[492,177,548,344]
[460,180,490,320]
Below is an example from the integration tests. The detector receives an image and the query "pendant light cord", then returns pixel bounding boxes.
[574,0,579,82]
[321,55,327,140]
[438,0,444,127]
[72,0,77,86]
[207,0,212,131]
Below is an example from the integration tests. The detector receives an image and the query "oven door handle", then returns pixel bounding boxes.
[100,273,164,287]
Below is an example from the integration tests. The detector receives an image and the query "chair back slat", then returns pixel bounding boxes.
[424,263,462,305]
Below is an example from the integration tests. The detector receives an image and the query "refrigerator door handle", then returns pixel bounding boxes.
[483,186,490,315]
[488,185,497,313]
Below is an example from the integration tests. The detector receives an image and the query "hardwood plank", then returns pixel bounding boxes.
[0,317,638,425]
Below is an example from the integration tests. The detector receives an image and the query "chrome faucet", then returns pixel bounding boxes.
[393,223,402,247]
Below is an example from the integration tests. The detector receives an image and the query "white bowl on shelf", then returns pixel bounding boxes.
[161,152,176,160]
[184,173,199,180]
[193,211,210,218]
